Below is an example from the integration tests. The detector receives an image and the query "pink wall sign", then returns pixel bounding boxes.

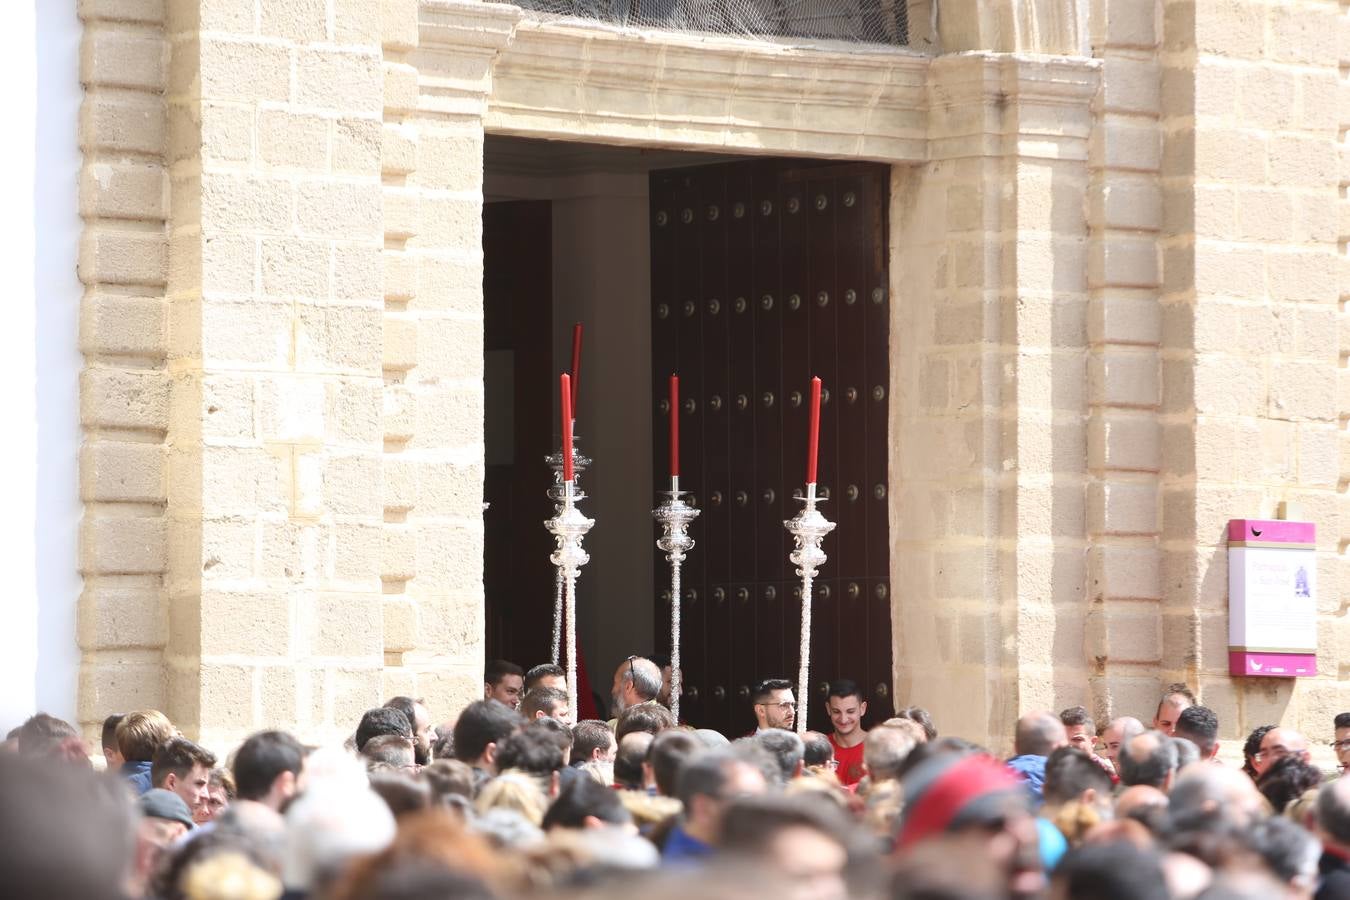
[1227,519,1317,678]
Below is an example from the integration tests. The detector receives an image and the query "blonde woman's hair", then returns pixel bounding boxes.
[474,770,549,826]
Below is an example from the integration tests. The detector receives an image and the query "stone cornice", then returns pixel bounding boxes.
[484,16,932,162]
[927,52,1099,160]
[416,0,522,119]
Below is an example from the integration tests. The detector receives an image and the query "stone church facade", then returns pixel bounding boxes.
[74,0,1350,754]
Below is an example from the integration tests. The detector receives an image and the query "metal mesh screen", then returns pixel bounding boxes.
[511,0,909,47]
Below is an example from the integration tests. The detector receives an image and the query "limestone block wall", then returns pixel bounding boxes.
[1160,0,1347,746]
[161,0,390,748]
[77,0,172,736]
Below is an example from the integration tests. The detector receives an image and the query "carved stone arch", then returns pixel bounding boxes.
[936,0,1086,54]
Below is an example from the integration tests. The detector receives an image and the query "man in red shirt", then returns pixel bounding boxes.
[825,679,868,787]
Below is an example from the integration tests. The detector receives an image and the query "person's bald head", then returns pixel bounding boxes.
[1014,711,1068,758]
[1115,784,1168,819]
[1254,727,1310,778]
[1118,730,1178,791]
[1152,685,1195,736]
[1169,762,1266,827]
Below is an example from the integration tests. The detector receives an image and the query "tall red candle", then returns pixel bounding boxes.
[806,376,821,485]
[561,373,574,482]
[669,374,679,479]
[570,323,583,411]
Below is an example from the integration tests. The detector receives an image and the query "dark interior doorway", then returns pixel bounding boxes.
[650,159,894,735]
[483,200,555,669]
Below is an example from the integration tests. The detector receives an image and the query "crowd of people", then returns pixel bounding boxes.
[5,660,1350,900]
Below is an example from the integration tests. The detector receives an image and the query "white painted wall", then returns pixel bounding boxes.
[0,3,83,730]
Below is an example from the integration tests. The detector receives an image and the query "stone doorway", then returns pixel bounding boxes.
[482,139,893,731]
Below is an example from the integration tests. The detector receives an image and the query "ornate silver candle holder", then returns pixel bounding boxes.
[653,479,698,722]
[546,439,591,664]
[545,480,594,706]
[783,482,835,734]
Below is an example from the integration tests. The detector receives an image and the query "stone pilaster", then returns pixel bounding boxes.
[77,0,171,737]
[892,53,1097,751]
[1085,0,1166,723]
[372,0,519,715]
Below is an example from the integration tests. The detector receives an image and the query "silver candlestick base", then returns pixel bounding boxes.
[545,481,594,708]
[546,436,591,664]
[653,479,698,722]
[783,482,835,734]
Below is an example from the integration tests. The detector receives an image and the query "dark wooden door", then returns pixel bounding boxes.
[484,200,555,668]
[650,160,893,735]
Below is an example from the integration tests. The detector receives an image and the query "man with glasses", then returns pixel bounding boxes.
[1253,726,1311,778]
[610,655,663,719]
[751,678,796,733]
[1333,712,1350,775]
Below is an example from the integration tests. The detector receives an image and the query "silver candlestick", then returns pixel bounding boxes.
[653,476,698,722]
[546,437,591,665]
[783,482,835,734]
[545,479,593,707]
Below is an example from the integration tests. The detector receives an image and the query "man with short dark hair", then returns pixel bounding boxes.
[1007,712,1068,803]
[524,663,566,693]
[384,696,432,765]
[802,731,835,772]
[754,728,805,784]
[452,699,524,781]
[824,679,867,787]
[15,713,83,763]
[614,732,652,791]
[1152,683,1196,736]
[1041,747,1111,814]
[101,714,125,770]
[232,730,305,812]
[616,701,675,742]
[1174,705,1221,762]
[1060,706,1116,782]
[571,720,616,766]
[751,678,795,733]
[664,750,769,863]
[362,734,416,770]
[520,686,572,725]
[151,737,216,820]
[1335,712,1350,775]
[719,794,854,898]
[648,729,701,797]
[543,774,633,830]
[484,659,525,709]
[492,724,565,779]
[355,707,413,754]
[610,655,663,718]
[1317,775,1350,899]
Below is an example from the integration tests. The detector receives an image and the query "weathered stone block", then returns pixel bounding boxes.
[78,584,167,650]
[83,514,167,575]
[82,441,166,503]
[259,109,330,171]
[382,596,418,652]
